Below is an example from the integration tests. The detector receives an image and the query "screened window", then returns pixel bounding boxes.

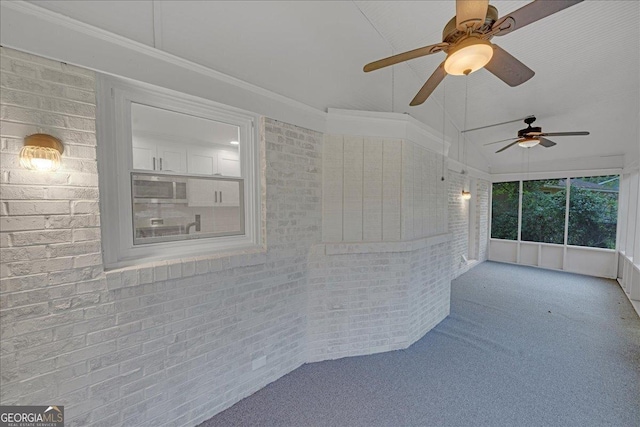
[491,181,519,240]
[490,175,619,251]
[521,179,566,244]
[568,175,619,249]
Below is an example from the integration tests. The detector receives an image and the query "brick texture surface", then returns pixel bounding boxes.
[0,46,323,427]
[0,47,489,426]
[448,170,490,279]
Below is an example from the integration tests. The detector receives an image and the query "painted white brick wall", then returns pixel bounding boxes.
[306,236,452,362]
[0,47,322,427]
[448,170,490,279]
[0,47,488,426]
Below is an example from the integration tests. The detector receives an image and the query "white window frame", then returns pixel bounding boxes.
[97,75,262,269]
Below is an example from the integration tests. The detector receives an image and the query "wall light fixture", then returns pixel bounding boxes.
[20,134,63,171]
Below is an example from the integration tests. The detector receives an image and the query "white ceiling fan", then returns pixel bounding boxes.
[363,0,584,106]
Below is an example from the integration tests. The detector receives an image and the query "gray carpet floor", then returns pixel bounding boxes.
[200,261,640,427]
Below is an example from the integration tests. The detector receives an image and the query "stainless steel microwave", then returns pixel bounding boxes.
[132,173,188,204]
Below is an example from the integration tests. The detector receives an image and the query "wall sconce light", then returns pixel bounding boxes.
[461,190,471,200]
[20,134,63,171]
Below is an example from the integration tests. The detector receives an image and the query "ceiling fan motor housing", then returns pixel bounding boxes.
[442,5,499,43]
[518,126,541,138]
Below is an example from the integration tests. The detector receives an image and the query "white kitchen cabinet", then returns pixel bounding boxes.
[132,138,156,170]
[218,150,241,177]
[132,136,186,173]
[187,145,219,175]
[156,144,186,172]
[216,180,240,207]
[187,178,241,208]
[186,147,240,177]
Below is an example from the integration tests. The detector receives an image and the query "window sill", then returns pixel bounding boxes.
[105,245,266,291]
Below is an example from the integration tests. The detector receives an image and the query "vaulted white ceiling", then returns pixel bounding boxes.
[25,0,640,173]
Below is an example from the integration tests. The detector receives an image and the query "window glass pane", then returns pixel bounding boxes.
[131,103,241,177]
[132,173,244,245]
[491,181,519,240]
[567,175,619,249]
[521,179,566,244]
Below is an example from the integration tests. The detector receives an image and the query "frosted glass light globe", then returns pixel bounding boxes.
[518,138,539,148]
[444,38,494,76]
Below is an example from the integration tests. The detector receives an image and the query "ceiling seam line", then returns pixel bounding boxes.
[351,1,464,135]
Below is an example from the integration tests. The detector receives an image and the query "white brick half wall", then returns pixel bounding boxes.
[1,47,490,426]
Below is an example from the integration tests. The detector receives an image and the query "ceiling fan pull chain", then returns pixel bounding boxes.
[462,74,469,169]
[441,77,446,181]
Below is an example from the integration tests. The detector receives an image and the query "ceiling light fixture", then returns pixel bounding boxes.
[444,37,493,76]
[20,134,63,171]
[229,140,239,146]
[518,137,539,148]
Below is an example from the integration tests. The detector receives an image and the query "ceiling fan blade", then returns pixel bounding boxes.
[364,43,449,72]
[456,0,489,30]
[492,0,583,36]
[539,131,590,137]
[496,140,521,153]
[539,137,557,148]
[463,115,535,133]
[410,62,447,106]
[484,137,519,146]
[484,45,535,87]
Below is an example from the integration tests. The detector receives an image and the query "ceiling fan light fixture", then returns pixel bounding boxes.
[444,37,493,76]
[518,137,539,148]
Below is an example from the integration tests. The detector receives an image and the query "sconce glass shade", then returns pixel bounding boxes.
[20,134,63,171]
[444,37,493,76]
[461,190,472,200]
[518,138,539,148]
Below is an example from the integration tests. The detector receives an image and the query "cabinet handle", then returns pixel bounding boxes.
[159,158,163,170]
[153,157,156,170]
[215,191,217,203]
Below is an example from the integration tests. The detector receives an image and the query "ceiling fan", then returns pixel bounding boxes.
[484,116,590,153]
[363,0,583,106]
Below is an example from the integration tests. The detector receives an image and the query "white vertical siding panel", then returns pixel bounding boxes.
[413,145,423,239]
[322,134,344,242]
[401,141,414,241]
[426,154,439,236]
[363,138,383,241]
[382,139,402,241]
[343,136,364,241]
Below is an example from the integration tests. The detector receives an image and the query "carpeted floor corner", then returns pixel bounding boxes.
[200,261,640,427]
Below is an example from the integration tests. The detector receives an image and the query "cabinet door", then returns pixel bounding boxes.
[132,137,157,170]
[218,150,241,177]
[187,146,218,175]
[186,178,216,207]
[216,180,241,207]
[157,144,187,173]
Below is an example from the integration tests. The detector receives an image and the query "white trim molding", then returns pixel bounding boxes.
[326,108,451,156]
[491,168,623,183]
